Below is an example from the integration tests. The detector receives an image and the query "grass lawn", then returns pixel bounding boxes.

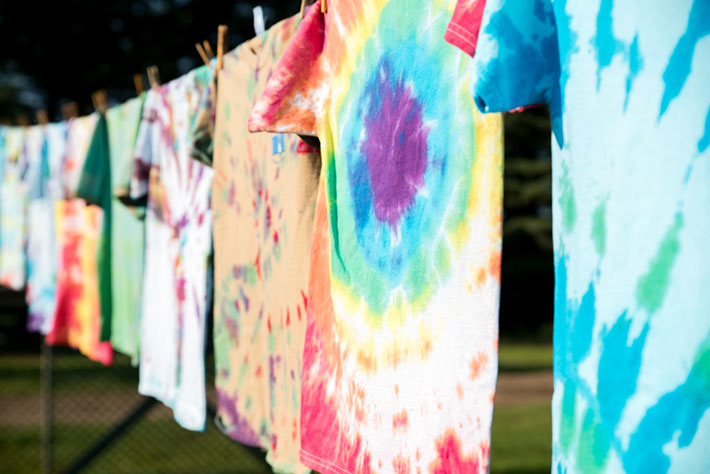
[499,342,553,372]
[491,403,551,474]
[0,342,553,473]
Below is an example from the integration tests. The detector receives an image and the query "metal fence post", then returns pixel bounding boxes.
[41,340,53,474]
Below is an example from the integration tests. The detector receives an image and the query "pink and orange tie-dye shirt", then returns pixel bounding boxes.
[46,114,112,366]
[249,2,502,473]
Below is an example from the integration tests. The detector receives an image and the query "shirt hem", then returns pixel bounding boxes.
[213,417,264,448]
[444,21,478,57]
[301,449,355,474]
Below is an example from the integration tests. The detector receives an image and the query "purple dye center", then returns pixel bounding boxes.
[361,61,428,228]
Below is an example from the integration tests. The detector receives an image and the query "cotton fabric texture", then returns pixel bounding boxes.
[79,97,146,363]
[24,123,67,334]
[472,0,710,472]
[0,126,27,292]
[192,15,319,473]
[47,113,113,366]
[131,66,213,431]
[249,1,504,472]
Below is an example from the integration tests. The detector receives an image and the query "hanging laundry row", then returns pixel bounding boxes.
[1,0,708,473]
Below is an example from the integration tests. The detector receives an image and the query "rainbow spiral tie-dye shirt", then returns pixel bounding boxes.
[472,0,710,472]
[131,66,213,431]
[250,1,504,472]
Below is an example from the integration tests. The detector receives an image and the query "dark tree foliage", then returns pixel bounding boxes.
[0,0,301,120]
[502,108,553,338]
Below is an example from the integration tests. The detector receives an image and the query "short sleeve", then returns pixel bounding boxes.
[77,113,110,208]
[444,0,487,57]
[248,1,327,137]
[190,65,217,167]
[473,0,561,116]
[112,94,146,197]
[130,91,156,201]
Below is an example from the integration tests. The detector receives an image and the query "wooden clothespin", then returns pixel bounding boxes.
[301,0,326,18]
[16,114,30,126]
[61,101,79,120]
[217,25,228,71]
[36,109,49,125]
[91,90,108,113]
[99,90,108,110]
[202,40,214,59]
[134,73,145,95]
[195,42,211,66]
[146,65,161,89]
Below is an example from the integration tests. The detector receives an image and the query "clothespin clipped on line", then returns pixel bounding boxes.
[134,74,145,96]
[35,109,49,125]
[300,0,327,18]
[16,114,31,126]
[202,40,214,59]
[146,65,161,89]
[217,25,228,71]
[61,102,79,121]
[195,42,211,66]
[91,90,108,113]
[253,6,265,36]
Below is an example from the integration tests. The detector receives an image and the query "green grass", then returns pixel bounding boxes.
[499,343,553,372]
[1,420,272,474]
[0,405,552,474]
[0,351,139,394]
[0,344,554,473]
[0,426,40,474]
[491,403,552,474]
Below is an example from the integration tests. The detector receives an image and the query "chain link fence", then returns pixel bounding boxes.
[0,287,272,474]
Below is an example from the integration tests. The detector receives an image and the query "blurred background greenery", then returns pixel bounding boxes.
[0,1,554,473]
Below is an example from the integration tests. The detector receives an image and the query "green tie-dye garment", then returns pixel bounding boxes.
[78,96,146,362]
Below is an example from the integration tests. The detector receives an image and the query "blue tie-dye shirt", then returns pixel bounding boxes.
[471,0,710,472]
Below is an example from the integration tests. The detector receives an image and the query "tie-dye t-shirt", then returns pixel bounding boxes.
[131,66,213,431]
[472,1,710,472]
[249,2,503,473]
[24,123,67,334]
[79,97,146,363]
[47,114,112,366]
[0,126,27,291]
[192,16,318,473]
